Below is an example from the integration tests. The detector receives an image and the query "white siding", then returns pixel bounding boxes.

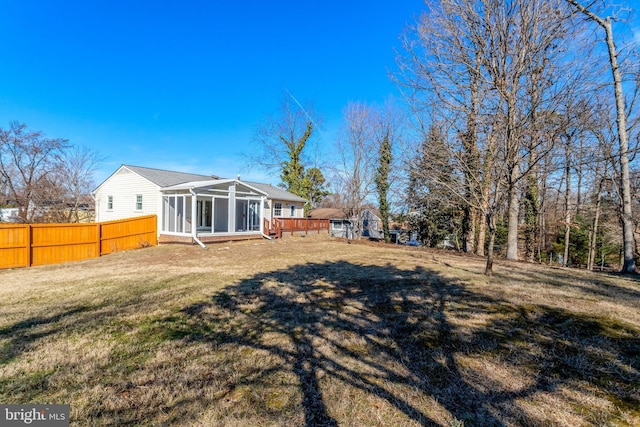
[94,167,160,222]
[267,199,305,218]
[263,200,272,221]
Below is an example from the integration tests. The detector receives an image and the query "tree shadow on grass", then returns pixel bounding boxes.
[158,261,639,426]
[0,306,91,365]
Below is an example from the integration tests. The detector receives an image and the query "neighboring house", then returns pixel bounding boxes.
[308,207,384,240]
[308,208,354,239]
[93,165,307,244]
[0,207,20,223]
[361,209,384,240]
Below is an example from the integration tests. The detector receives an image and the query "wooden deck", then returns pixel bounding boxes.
[264,218,330,238]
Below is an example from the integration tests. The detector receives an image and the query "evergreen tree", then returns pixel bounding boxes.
[303,167,329,213]
[375,131,392,242]
[280,122,312,197]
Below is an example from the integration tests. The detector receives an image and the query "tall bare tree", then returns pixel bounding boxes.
[565,0,637,273]
[47,145,103,223]
[398,0,578,273]
[0,122,68,223]
[333,102,378,239]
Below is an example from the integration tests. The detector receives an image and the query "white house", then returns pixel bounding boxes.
[93,165,307,244]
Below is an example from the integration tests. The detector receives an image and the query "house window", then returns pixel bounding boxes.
[135,194,143,211]
[107,195,113,211]
[274,202,282,216]
[290,205,296,217]
[333,221,343,230]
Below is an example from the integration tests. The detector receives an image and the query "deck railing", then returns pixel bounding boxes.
[264,218,330,238]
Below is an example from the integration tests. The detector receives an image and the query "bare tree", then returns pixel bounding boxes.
[0,122,68,223]
[48,145,103,223]
[249,92,329,207]
[333,102,378,239]
[397,0,578,274]
[565,0,637,273]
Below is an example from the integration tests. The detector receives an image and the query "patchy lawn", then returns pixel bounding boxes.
[0,235,638,426]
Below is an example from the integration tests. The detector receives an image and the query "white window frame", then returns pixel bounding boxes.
[274,202,282,217]
[135,194,143,211]
[290,205,296,217]
[107,195,113,211]
[162,194,191,234]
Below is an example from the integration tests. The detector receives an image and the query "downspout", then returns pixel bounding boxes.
[190,188,207,249]
[260,195,273,240]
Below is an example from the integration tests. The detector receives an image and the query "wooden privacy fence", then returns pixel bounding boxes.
[0,215,157,270]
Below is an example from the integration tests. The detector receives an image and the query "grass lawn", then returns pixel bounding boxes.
[0,234,638,426]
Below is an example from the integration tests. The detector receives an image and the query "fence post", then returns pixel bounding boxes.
[26,224,32,268]
[96,222,102,257]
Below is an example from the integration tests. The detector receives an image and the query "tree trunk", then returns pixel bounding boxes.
[485,212,496,276]
[524,176,539,263]
[604,19,637,273]
[589,190,602,271]
[565,0,636,273]
[563,137,572,267]
[463,207,476,253]
[506,166,520,260]
[505,94,520,261]
[477,205,487,257]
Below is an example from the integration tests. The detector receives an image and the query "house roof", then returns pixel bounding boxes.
[162,179,267,196]
[243,181,308,203]
[94,164,307,203]
[124,165,213,188]
[308,208,352,220]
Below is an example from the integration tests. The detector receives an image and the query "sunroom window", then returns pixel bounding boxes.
[162,195,191,233]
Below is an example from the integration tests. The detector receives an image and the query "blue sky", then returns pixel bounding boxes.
[0,1,425,185]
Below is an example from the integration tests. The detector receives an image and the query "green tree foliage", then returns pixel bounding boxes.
[407,125,463,247]
[278,122,330,212]
[280,122,312,197]
[253,94,329,209]
[375,131,392,242]
[303,167,330,212]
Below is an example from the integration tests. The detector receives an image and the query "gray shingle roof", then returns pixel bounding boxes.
[243,181,308,203]
[124,165,213,187]
[121,165,307,203]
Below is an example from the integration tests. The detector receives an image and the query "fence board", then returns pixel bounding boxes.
[31,223,99,267]
[0,215,157,270]
[101,215,157,255]
[0,224,29,269]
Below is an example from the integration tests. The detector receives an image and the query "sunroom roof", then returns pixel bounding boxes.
[161,179,267,195]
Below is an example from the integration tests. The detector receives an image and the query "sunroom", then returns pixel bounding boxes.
[159,179,267,244]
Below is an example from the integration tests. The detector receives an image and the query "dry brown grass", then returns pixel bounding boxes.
[1,234,638,426]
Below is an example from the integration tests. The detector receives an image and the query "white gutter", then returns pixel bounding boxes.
[190,188,207,249]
